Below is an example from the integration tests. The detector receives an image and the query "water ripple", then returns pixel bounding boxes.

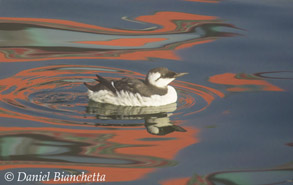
[0,65,223,127]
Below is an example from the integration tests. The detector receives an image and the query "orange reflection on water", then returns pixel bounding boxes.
[161,177,191,185]
[174,80,224,116]
[75,38,168,47]
[0,11,235,62]
[0,126,199,183]
[131,12,216,33]
[209,73,284,92]
[0,12,215,34]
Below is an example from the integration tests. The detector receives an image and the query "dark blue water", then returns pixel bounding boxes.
[0,0,292,184]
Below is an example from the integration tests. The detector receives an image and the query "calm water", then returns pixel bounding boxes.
[0,0,293,184]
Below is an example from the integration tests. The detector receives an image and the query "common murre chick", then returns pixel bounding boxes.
[84,67,188,106]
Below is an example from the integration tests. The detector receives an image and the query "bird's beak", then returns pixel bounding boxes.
[174,72,188,78]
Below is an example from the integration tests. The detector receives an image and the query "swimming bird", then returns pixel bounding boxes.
[84,67,188,106]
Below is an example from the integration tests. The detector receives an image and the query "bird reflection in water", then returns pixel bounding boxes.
[86,101,186,136]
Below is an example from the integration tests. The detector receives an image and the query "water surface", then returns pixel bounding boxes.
[0,0,292,184]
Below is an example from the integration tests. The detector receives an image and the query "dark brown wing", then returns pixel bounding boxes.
[113,78,150,96]
[113,77,167,97]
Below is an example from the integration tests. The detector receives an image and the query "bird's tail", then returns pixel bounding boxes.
[95,74,116,93]
[84,74,116,93]
[84,82,96,91]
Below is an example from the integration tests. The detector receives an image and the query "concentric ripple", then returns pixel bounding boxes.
[0,65,223,127]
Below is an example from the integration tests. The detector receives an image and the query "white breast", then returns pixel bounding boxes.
[87,86,177,106]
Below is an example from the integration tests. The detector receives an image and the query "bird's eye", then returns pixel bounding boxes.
[155,77,161,81]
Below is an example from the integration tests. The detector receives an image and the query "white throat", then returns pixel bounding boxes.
[147,72,175,88]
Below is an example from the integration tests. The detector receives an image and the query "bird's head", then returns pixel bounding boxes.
[146,67,188,88]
